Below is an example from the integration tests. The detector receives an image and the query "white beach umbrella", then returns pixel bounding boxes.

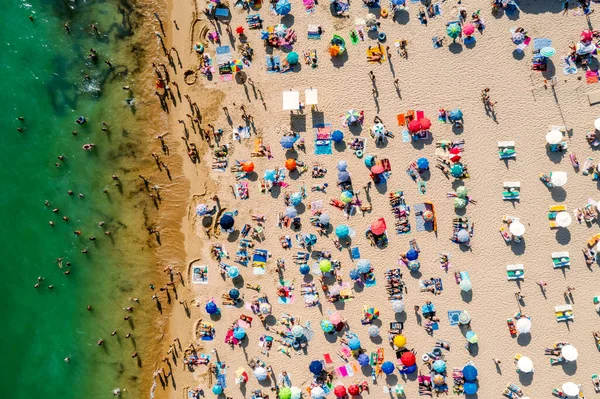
[546,129,563,144]
[551,171,568,187]
[594,117,600,131]
[458,311,471,325]
[459,278,472,292]
[562,382,580,397]
[516,318,531,334]
[556,212,572,228]
[364,13,377,27]
[311,386,326,398]
[561,345,579,362]
[509,221,525,237]
[254,367,268,380]
[391,300,405,313]
[290,387,302,399]
[517,356,534,373]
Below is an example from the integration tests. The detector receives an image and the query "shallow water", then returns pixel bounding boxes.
[0,1,159,398]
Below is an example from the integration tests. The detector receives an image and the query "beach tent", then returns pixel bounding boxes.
[283,90,300,110]
[305,88,318,105]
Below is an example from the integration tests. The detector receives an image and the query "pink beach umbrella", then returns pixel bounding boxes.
[462,23,475,37]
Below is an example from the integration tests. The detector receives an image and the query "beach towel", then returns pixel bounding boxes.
[307,24,321,39]
[314,124,333,155]
[216,46,233,65]
[192,265,208,284]
[414,203,435,232]
[351,247,361,259]
[587,70,600,84]
[252,249,268,274]
[366,46,386,64]
[350,30,360,45]
[303,0,316,13]
[266,55,281,73]
[447,310,461,326]
[533,38,551,51]
[277,280,295,304]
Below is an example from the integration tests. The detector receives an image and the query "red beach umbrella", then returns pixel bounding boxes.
[334,385,347,398]
[285,158,297,171]
[236,26,245,35]
[400,351,416,366]
[348,385,360,396]
[408,119,421,133]
[581,29,594,42]
[419,117,432,130]
[462,23,475,36]
[449,154,462,163]
[242,161,254,172]
[370,218,387,235]
[449,147,461,155]
[371,165,385,174]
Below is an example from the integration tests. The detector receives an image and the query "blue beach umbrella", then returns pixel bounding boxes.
[357,259,371,273]
[260,30,270,40]
[206,301,218,314]
[406,249,419,261]
[299,264,311,275]
[304,234,318,246]
[449,109,463,120]
[264,169,277,182]
[382,361,395,375]
[332,130,344,142]
[233,327,246,339]
[392,0,406,5]
[338,170,351,182]
[416,157,429,170]
[462,365,478,382]
[319,213,330,225]
[364,154,376,167]
[284,206,298,218]
[280,135,298,149]
[358,353,370,366]
[290,192,303,206]
[220,214,234,229]
[348,338,361,350]
[464,382,478,395]
[276,0,291,15]
[433,359,446,373]
[349,268,360,280]
[309,360,324,374]
[320,319,334,332]
[212,384,223,395]
[229,288,240,300]
[227,266,240,279]
[337,160,348,171]
[335,224,350,239]
[287,51,299,65]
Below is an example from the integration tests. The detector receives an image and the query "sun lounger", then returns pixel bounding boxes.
[552,252,570,268]
[506,264,524,280]
[498,141,516,159]
[555,304,574,322]
[503,181,520,200]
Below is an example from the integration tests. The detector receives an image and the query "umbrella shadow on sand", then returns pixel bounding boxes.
[448,42,463,54]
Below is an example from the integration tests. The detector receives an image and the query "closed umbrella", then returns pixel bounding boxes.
[458,311,471,324]
[335,224,350,238]
[337,160,348,171]
[254,367,268,380]
[462,365,478,381]
[332,130,344,142]
[392,300,405,313]
[275,0,291,15]
[220,214,235,229]
[338,170,351,182]
[290,387,302,399]
[462,23,475,36]
[368,325,380,337]
[562,382,580,397]
[459,278,472,291]
[561,345,578,361]
[449,109,463,120]
[345,110,360,124]
[233,327,246,339]
[433,359,447,373]
[551,171,568,187]
[357,259,371,273]
[227,266,240,278]
[382,361,395,374]
[509,221,525,237]
[450,163,464,178]
[517,356,533,373]
[290,192,303,206]
[357,353,370,366]
[371,165,385,175]
[291,325,304,338]
[516,318,531,334]
[546,129,563,144]
[370,218,386,235]
[447,23,461,39]
[280,135,298,149]
[287,51,299,65]
[466,331,478,343]
[456,229,470,243]
[284,206,298,218]
[393,334,406,347]
[364,13,377,27]
[400,351,416,366]
[309,360,323,374]
[408,119,422,133]
[320,320,334,333]
[319,213,330,225]
[334,386,347,398]
[348,338,361,350]
[464,382,478,395]
[311,387,325,399]
[279,388,292,399]
[416,157,429,170]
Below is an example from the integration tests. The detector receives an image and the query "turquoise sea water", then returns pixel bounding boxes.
[0,1,158,398]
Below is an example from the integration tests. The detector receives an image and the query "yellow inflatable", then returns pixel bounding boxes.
[381,8,389,18]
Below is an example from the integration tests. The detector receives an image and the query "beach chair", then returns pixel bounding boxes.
[498,141,516,159]
[551,251,570,269]
[555,304,574,322]
[506,264,524,280]
[502,182,520,201]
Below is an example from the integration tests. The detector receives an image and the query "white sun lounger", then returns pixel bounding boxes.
[551,251,570,268]
[555,304,573,322]
[506,264,524,280]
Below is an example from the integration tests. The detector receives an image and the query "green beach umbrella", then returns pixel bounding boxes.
[447,23,461,39]
[279,387,292,399]
[287,51,299,65]
[540,47,556,57]
[450,163,464,178]
[345,109,360,124]
[456,186,468,198]
[454,198,467,209]
[319,259,332,273]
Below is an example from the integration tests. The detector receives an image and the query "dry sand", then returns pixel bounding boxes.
[148,0,600,397]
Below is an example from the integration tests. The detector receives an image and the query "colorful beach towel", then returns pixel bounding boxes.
[314,124,333,155]
[192,265,208,284]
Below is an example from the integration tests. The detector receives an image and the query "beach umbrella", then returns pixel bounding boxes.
[594,117,600,131]
[420,117,432,130]
[516,318,531,334]
[464,382,478,395]
[338,170,351,182]
[242,161,254,173]
[233,327,247,340]
[462,23,475,36]
[556,213,572,228]
[285,158,297,171]
[290,192,303,206]
[290,387,302,399]
[546,129,563,144]
[364,13,377,27]
[310,387,325,399]
[336,224,350,239]
[433,374,445,386]
[372,123,386,137]
[333,385,347,398]
[581,29,594,42]
[196,204,209,216]
[279,388,292,399]
[227,266,240,279]
[364,307,379,320]
[449,109,463,120]
[219,214,235,229]
[356,259,371,273]
[280,135,298,149]
[540,47,556,57]
[456,229,470,243]
[466,331,478,344]
[259,302,271,314]
[348,337,361,350]
[349,268,360,280]
[357,353,370,366]
[433,359,447,373]
[454,198,467,209]
[212,384,223,395]
[551,171,568,187]
[512,31,525,44]
[275,0,291,14]
[284,206,298,218]
[416,157,429,170]
[370,218,386,235]
[449,153,462,163]
[328,312,342,325]
[287,51,299,65]
[205,301,218,314]
[392,300,405,313]
[231,59,244,72]
[517,356,533,373]
[381,361,395,375]
[561,345,579,361]
[274,24,288,37]
[291,325,304,338]
[264,169,277,182]
[309,360,324,374]
[235,368,249,384]
[456,186,468,198]
[329,45,341,57]
[364,154,376,167]
[458,311,471,324]
[371,165,385,175]
[391,0,406,4]
[345,110,360,124]
[319,260,332,273]
[299,264,310,275]
[450,163,464,178]
[337,160,348,171]
[400,351,416,366]
[447,23,461,39]
[319,213,330,225]
[348,384,360,396]
[562,382,580,397]
[423,210,435,222]
[229,288,240,300]
[254,367,268,380]
[462,365,478,381]
[368,325,380,337]
[509,221,525,237]
[393,334,407,347]
[459,278,472,292]
[406,248,419,261]
[236,26,245,35]
[577,41,596,55]
[304,234,318,246]
[328,285,341,296]
[320,319,334,333]
[260,30,270,40]
[408,119,422,133]
[332,130,344,142]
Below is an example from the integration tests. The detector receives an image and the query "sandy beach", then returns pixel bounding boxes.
[144,0,600,398]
